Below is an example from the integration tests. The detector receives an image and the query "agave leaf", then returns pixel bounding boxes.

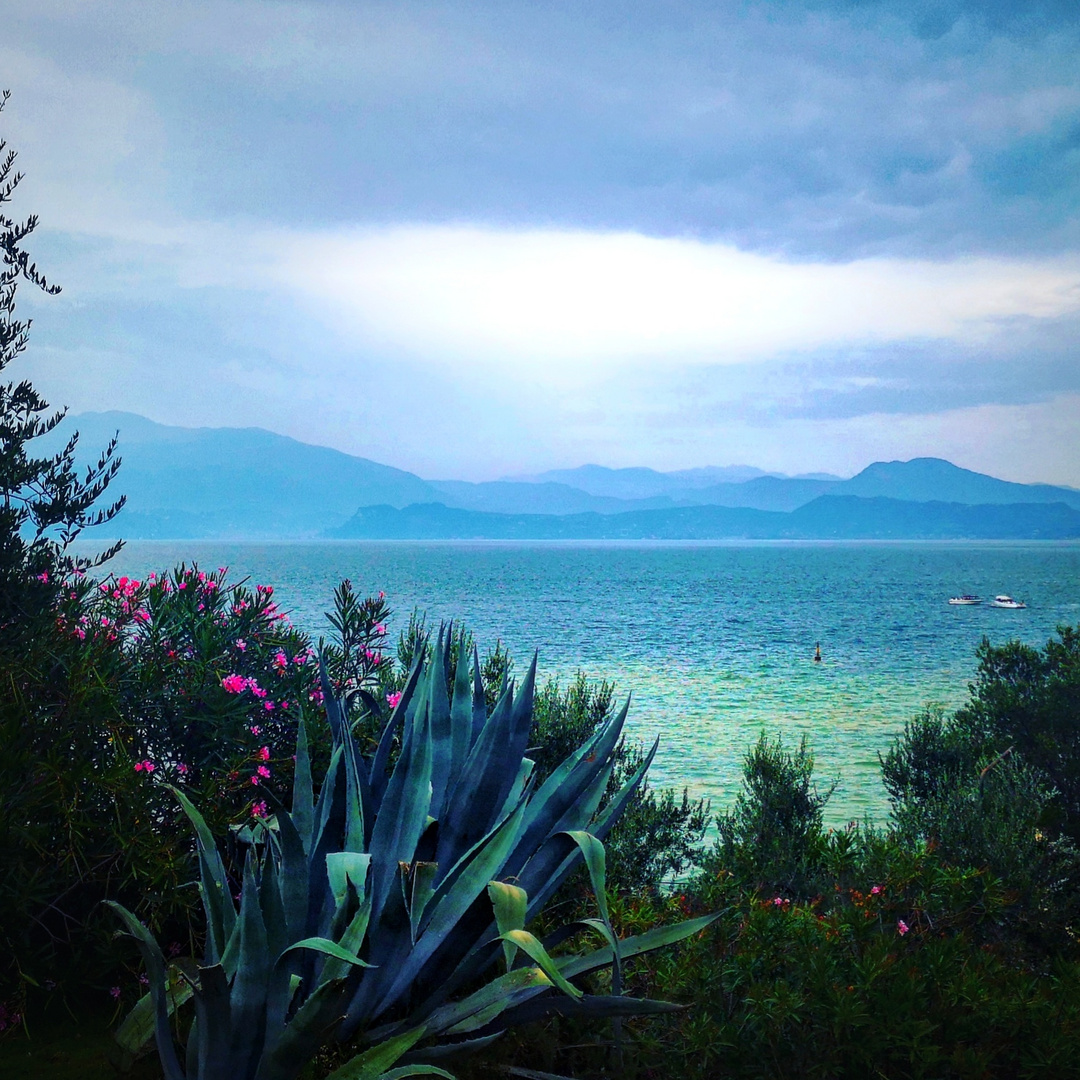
[438,968,552,1036]
[113,961,194,1067]
[502,1069,579,1080]
[372,653,426,802]
[258,787,310,944]
[409,861,439,944]
[436,681,519,863]
[323,1024,429,1080]
[318,894,374,988]
[487,881,527,973]
[104,902,185,1080]
[382,800,530,1011]
[562,832,619,992]
[291,713,314,850]
[469,645,486,747]
[493,992,684,1029]
[379,1067,456,1079]
[341,719,369,854]
[280,936,377,969]
[229,854,272,1074]
[448,630,473,788]
[171,785,236,963]
[256,976,349,1080]
[558,913,719,980]
[589,736,659,843]
[367,687,434,927]
[260,850,290,965]
[497,931,582,1001]
[327,852,373,912]
[320,655,346,742]
[426,628,455,823]
[193,962,233,1080]
[310,745,344,874]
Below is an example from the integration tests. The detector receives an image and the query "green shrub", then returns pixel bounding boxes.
[702,732,835,898]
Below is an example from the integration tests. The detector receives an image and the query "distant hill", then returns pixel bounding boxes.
[329,497,1080,541]
[838,458,1080,509]
[51,412,440,538]
[505,464,780,499]
[504,458,1080,514]
[47,413,1080,539]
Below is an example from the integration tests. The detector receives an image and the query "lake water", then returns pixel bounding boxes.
[88,540,1080,826]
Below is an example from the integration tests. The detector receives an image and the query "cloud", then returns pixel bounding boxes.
[272,225,1080,373]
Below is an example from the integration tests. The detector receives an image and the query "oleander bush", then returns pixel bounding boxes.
[0,561,394,1009]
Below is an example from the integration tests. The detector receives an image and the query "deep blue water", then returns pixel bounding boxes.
[88,540,1080,825]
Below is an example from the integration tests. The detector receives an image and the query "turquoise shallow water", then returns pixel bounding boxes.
[87,540,1080,825]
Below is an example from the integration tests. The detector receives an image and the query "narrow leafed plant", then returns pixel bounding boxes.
[109,629,715,1080]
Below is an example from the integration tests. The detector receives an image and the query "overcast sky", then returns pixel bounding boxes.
[4,0,1080,482]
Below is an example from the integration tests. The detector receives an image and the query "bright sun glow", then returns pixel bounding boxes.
[272,226,1080,371]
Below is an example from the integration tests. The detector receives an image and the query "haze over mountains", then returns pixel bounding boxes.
[53,412,1080,540]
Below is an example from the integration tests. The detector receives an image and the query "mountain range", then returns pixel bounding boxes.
[47,412,1080,540]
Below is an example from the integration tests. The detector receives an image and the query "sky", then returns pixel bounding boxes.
[3,0,1080,483]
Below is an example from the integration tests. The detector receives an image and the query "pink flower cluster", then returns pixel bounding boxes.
[386,691,402,710]
[221,673,267,697]
[134,759,155,773]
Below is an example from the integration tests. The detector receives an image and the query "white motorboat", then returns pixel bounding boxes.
[948,595,983,605]
[991,595,1027,609]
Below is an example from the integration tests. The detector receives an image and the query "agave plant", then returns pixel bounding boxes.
[109,631,715,1079]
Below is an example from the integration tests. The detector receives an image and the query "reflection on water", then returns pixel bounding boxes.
[84,539,1080,825]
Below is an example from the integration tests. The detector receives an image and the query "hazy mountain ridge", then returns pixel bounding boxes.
[329,496,1080,541]
[52,412,1080,539]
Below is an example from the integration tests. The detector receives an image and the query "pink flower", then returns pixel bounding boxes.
[178,581,187,590]
[36,571,49,583]
[251,685,267,699]
[177,763,189,775]
[279,700,289,710]
[257,746,270,761]
[251,800,268,819]
[250,774,261,786]
[772,896,784,906]
[235,639,247,652]
[134,759,155,774]
[148,572,156,581]
[222,673,246,694]
[264,700,275,711]
[378,590,385,599]
[897,920,909,936]
[870,885,881,895]
[386,691,402,709]
[257,765,271,779]
[109,986,121,1001]
[273,651,287,669]
[375,623,387,636]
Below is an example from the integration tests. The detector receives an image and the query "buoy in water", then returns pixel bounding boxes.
[814,643,822,663]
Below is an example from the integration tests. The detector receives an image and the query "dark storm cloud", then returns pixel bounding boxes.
[7,0,1079,258]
